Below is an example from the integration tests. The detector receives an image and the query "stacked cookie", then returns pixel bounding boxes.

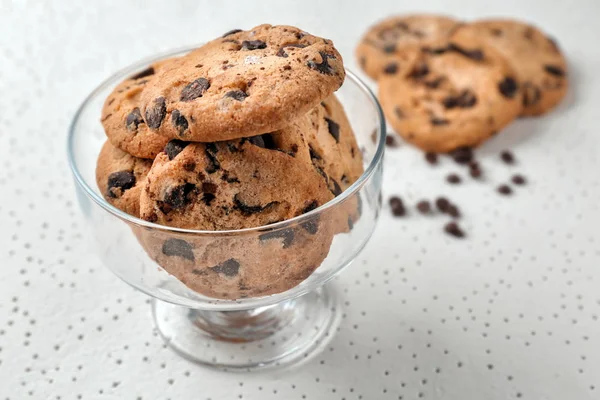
[96,25,364,299]
[356,15,568,152]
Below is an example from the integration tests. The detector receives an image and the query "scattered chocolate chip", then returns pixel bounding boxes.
[497,184,512,195]
[125,108,143,131]
[164,139,189,160]
[171,110,188,136]
[164,183,196,209]
[234,194,277,215]
[383,43,396,53]
[180,78,210,102]
[448,43,484,61]
[389,196,406,217]
[450,147,473,164]
[162,238,194,261]
[222,29,242,38]
[145,97,166,129]
[325,117,340,142]
[259,229,295,248]
[276,43,306,57]
[469,165,482,179]
[330,179,342,196]
[444,222,465,238]
[394,106,405,119]
[307,51,335,75]
[383,62,398,74]
[435,197,450,212]
[500,150,515,165]
[416,200,431,214]
[241,40,267,50]
[385,135,399,148]
[431,117,450,126]
[300,200,320,234]
[204,143,220,173]
[107,171,135,198]
[443,90,477,109]
[498,77,518,98]
[446,174,461,184]
[211,259,240,277]
[512,174,526,185]
[544,64,565,77]
[522,83,541,107]
[447,205,460,218]
[425,152,438,165]
[130,67,155,80]
[224,90,248,101]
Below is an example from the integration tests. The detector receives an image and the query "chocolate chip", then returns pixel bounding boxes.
[408,62,429,79]
[431,118,450,126]
[522,83,541,107]
[204,143,220,174]
[383,43,396,53]
[450,147,473,164]
[443,90,477,109]
[307,51,335,75]
[224,90,248,101]
[385,135,399,148]
[389,196,406,217]
[130,66,155,80]
[497,184,512,195]
[233,194,277,215]
[383,63,398,74]
[171,110,188,136]
[469,164,482,179]
[259,229,295,248]
[211,259,240,277]
[164,139,189,160]
[448,43,484,61]
[161,238,194,261]
[145,97,166,129]
[423,46,448,55]
[201,182,217,195]
[221,172,240,183]
[444,222,465,238]
[248,133,278,150]
[125,108,143,131]
[164,183,196,209]
[183,162,196,172]
[446,173,461,184]
[309,146,321,160]
[500,150,515,165]
[180,78,210,102]
[222,29,242,38]
[201,193,215,206]
[325,117,340,142]
[300,200,320,234]
[241,40,267,50]
[107,171,135,198]
[544,64,565,77]
[498,77,518,98]
[425,152,438,165]
[330,179,342,196]
[424,77,445,89]
[435,197,450,212]
[394,106,405,119]
[276,43,307,57]
[447,205,460,219]
[512,174,526,185]
[416,200,431,214]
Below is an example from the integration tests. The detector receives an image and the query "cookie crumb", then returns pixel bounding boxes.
[444,222,465,238]
[389,196,406,217]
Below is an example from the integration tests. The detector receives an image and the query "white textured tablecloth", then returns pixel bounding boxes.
[1,0,599,398]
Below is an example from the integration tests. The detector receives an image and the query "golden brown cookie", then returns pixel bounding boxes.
[101,59,177,159]
[95,141,152,217]
[356,14,460,80]
[451,19,568,116]
[136,24,345,142]
[379,38,522,152]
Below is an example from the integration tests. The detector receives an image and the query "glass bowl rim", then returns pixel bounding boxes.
[67,46,386,235]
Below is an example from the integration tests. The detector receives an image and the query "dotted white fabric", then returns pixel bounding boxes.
[1,0,599,399]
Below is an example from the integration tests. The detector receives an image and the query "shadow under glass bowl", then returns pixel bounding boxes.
[68,47,386,371]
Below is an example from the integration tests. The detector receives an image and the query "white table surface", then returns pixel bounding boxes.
[1,0,599,398]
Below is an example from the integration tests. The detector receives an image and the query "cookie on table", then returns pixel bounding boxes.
[356,14,460,80]
[101,58,178,159]
[95,141,152,217]
[137,24,345,142]
[378,37,522,153]
[450,19,568,116]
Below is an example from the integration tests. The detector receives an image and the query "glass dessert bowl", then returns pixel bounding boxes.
[68,47,385,371]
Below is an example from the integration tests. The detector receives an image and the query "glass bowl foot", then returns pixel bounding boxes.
[152,284,341,371]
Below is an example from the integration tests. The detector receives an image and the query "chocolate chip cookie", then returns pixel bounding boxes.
[137,24,345,142]
[378,37,522,153]
[101,59,177,159]
[356,14,460,80]
[450,19,568,116]
[96,141,152,217]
